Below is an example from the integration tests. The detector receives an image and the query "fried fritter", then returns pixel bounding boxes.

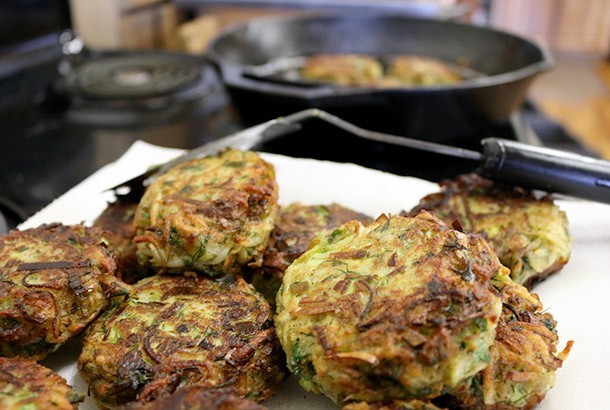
[133,149,279,276]
[245,202,372,304]
[0,355,84,409]
[94,200,150,284]
[0,223,125,360]
[343,399,446,410]
[408,174,571,287]
[116,386,267,410]
[385,56,461,86]
[78,274,286,409]
[441,272,572,410]
[301,54,384,86]
[275,212,505,405]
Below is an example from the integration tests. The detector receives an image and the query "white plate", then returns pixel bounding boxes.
[24,141,610,409]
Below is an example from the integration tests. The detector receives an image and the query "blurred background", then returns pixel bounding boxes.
[1,0,610,231]
[64,0,610,159]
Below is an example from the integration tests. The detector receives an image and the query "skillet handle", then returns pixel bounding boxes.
[480,138,610,203]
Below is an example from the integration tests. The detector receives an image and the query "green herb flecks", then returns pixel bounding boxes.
[188,236,209,268]
[474,317,488,332]
[168,226,182,249]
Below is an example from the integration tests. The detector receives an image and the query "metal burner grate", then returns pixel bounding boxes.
[65,54,202,100]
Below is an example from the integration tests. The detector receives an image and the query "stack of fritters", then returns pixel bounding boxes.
[245,202,372,304]
[407,174,571,287]
[78,149,289,408]
[0,148,573,410]
[93,200,146,284]
[276,212,505,405]
[275,211,571,409]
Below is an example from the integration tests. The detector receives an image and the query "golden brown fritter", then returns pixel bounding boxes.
[0,223,125,360]
[78,274,286,409]
[0,355,84,409]
[94,200,150,284]
[300,54,461,88]
[408,174,571,287]
[116,386,267,410]
[441,273,572,410]
[301,54,384,86]
[133,149,279,276]
[245,202,372,304]
[385,56,461,86]
[342,399,446,410]
[275,212,505,405]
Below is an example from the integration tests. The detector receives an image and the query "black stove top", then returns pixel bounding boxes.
[0,51,593,235]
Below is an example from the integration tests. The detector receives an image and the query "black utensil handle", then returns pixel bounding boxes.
[480,138,610,203]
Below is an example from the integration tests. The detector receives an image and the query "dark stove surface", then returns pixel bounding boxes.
[0,197,26,236]
[0,54,593,232]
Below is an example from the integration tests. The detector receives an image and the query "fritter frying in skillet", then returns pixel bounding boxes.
[441,272,572,410]
[78,274,286,409]
[385,56,461,86]
[94,199,150,284]
[300,54,461,88]
[275,212,505,405]
[301,54,384,86]
[245,202,372,304]
[408,174,571,287]
[0,355,84,409]
[116,386,267,410]
[0,223,125,360]
[133,148,279,276]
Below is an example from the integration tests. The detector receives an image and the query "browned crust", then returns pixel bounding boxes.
[342,399,446,410]
[93,201,151,284]
[443,274,572,410]
[245,203,372,304]
[0,355,82,409]
[133,150,279,275]
[116,386,267,410]
[407,174,552,220]
[79,275,286,408]
[0,223,124,360]
[276,213,505,403]
[406,174,568,287]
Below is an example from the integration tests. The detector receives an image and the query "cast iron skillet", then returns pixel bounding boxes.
[206,13,553,145]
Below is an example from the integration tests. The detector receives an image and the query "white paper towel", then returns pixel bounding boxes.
[23,141,610,409]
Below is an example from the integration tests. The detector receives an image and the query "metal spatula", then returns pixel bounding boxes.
[109,109,610,204]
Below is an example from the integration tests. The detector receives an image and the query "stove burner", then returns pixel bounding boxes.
[62,52,229,127]
[65,54,201,100]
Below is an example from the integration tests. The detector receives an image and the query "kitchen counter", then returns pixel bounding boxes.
[530,52,610,160]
